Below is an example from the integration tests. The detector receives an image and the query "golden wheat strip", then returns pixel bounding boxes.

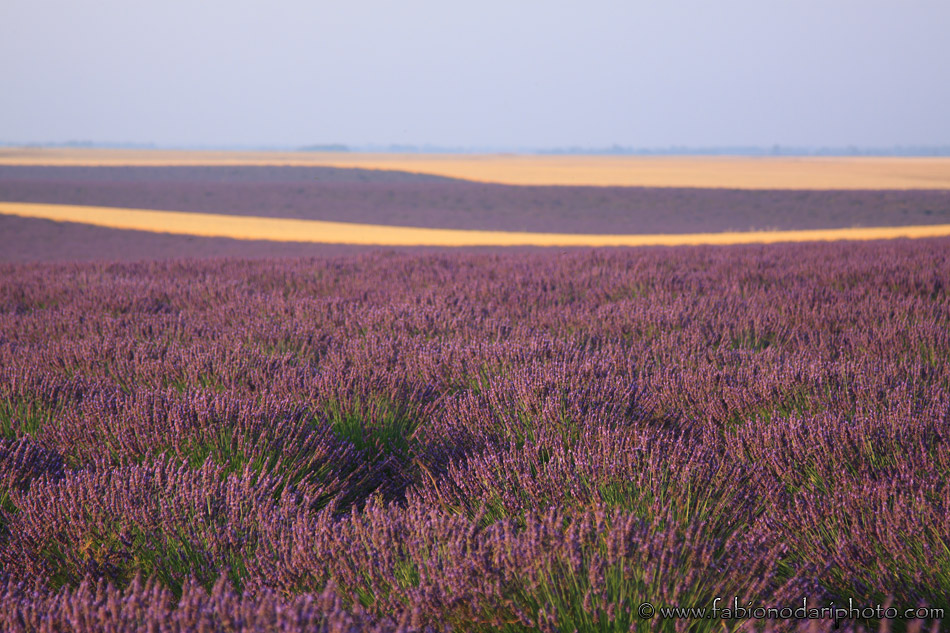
[2,149,950,189]
[2,202,950,247]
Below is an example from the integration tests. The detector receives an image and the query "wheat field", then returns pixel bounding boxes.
[3,201,950,247]
[3,148,950,189]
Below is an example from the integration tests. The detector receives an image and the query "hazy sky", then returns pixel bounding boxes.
[2,0,949,150]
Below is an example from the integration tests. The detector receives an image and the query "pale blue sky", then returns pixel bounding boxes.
[2,0,948,150]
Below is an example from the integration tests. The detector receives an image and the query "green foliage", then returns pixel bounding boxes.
[322,395,417,463]
[0,397,58,439]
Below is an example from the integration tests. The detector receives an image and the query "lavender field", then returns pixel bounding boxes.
[3,166,950,234]
[0,238,947,631]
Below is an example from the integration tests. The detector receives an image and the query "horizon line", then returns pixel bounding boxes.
[3,141,950,158]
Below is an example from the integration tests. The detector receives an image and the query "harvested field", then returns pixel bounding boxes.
[0,214,377,262]
[3,147,950,189]
[4,202,950,248]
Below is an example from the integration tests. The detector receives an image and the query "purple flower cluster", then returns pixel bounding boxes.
[0,238,947,631]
